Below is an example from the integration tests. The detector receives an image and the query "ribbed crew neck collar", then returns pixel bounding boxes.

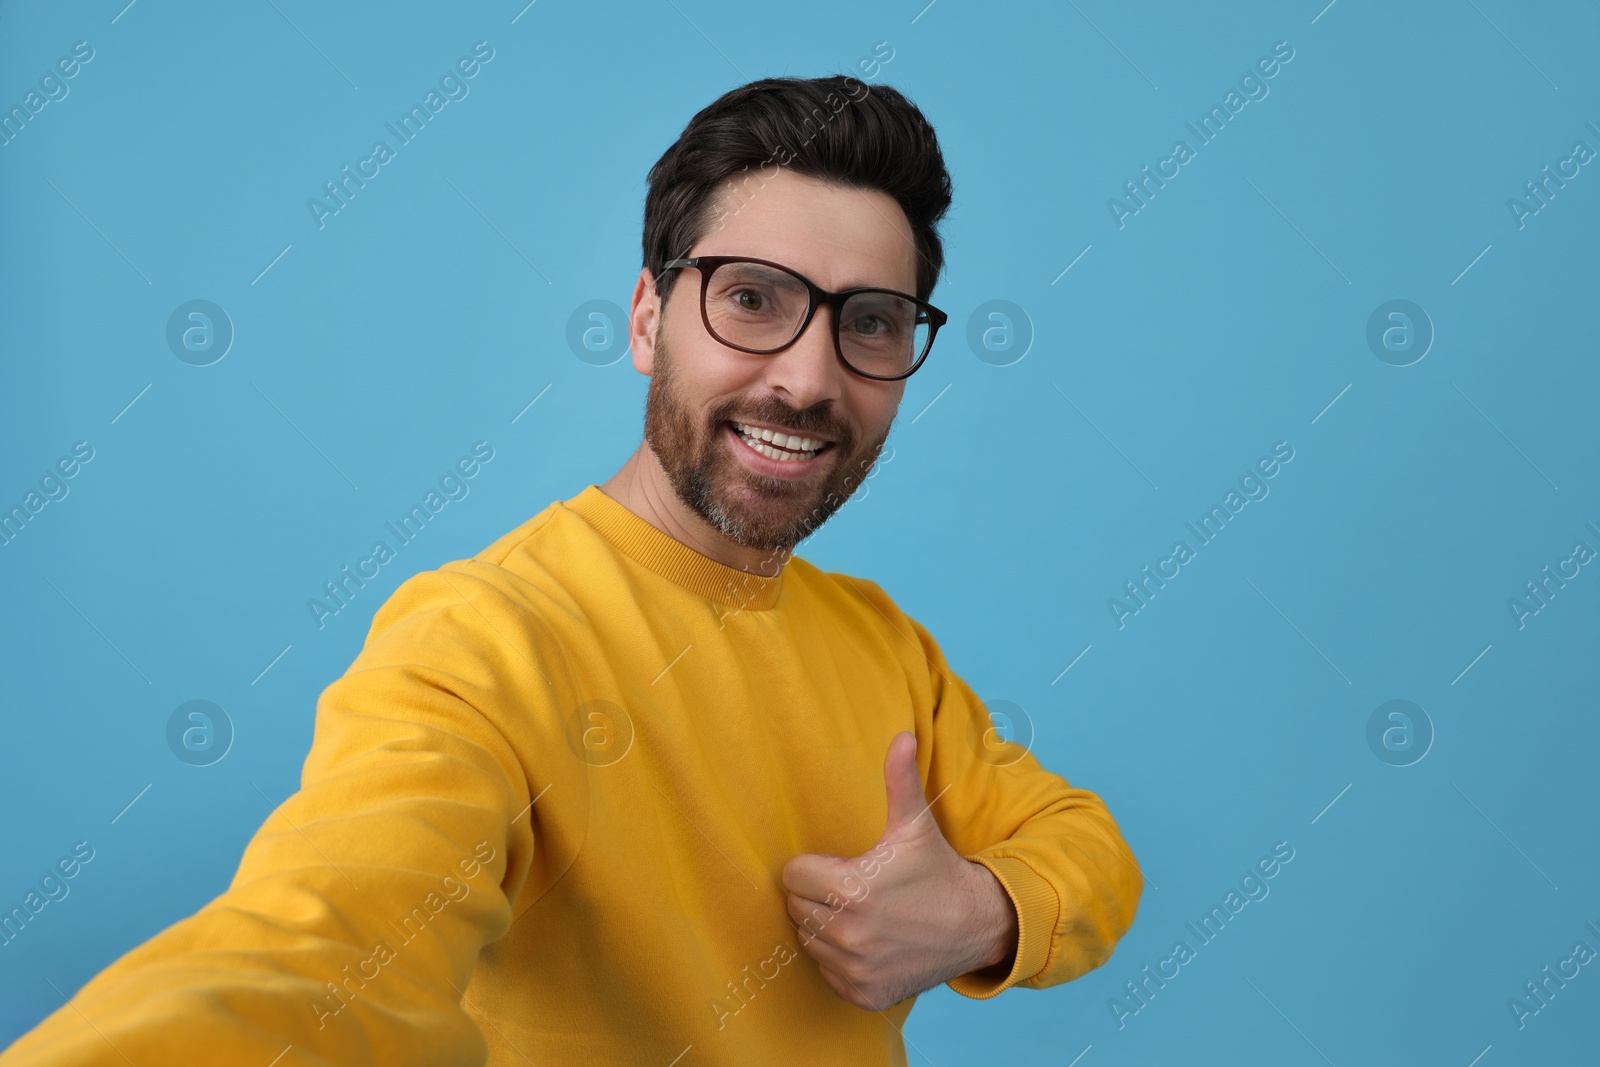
[562,485,786,611]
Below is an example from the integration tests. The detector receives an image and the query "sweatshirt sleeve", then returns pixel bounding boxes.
[0,562,543,1066]
[899,609,1144,1001]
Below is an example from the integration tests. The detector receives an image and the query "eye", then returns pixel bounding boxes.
[734,288,767,312]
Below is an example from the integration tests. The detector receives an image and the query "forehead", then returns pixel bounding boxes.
[694,168,918,295]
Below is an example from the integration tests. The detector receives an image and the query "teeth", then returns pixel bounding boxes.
[731,423,824,462]
[733,421,825,453]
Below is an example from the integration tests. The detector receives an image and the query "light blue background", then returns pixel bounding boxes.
[3,0,1597,1063]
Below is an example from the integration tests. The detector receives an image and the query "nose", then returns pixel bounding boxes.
[762,302,846,411]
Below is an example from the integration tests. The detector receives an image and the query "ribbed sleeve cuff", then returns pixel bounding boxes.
[946,854,1059,1000]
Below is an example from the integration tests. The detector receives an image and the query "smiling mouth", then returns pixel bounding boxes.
[726,421,836,463]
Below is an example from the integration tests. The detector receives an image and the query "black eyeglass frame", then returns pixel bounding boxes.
[661,254,947,382]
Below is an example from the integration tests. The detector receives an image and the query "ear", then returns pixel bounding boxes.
[629,267,661,376]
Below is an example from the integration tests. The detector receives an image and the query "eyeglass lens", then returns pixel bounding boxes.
[702,260,929,378]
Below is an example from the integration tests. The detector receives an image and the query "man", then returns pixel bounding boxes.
[2,75,1141,1065]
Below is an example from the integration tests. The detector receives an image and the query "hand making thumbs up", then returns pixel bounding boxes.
[780,731,1020,1010]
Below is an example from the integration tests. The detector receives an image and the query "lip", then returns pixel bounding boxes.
[724,422,835,479]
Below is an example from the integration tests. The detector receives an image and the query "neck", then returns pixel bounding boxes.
[598,445,790,577]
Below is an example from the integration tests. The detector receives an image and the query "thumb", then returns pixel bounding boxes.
[880,731,931,841]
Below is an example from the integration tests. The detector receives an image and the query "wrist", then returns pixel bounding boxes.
[965,860,1019,975]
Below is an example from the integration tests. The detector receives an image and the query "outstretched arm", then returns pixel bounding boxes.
[1,564,546,1066]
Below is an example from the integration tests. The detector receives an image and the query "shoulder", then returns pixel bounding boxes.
[358,497,581,663]
[790,559,944,660]
[363,558,523,645]
[470,498,567,585]
[805,562,896,615]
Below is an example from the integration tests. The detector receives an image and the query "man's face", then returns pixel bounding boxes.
[632,170,919,557]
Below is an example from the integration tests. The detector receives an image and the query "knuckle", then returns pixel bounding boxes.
[832,922,867,955]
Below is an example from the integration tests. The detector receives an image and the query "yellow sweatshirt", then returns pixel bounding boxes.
[2,484,1142,1065]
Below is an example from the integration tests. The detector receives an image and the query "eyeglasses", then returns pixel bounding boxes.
[661,255,947,382]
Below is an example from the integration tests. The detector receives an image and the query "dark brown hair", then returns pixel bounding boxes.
[641,75,953,305]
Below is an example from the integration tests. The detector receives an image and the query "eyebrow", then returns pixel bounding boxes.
[823,271,918,295]
[720,254,915,295]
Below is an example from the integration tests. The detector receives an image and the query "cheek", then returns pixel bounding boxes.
[854,392,901,443]
[701,370,772,422]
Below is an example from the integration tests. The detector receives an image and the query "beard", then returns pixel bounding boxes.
[641,328,891,558]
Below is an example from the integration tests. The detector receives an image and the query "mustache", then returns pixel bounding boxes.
[719,409,849,446]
